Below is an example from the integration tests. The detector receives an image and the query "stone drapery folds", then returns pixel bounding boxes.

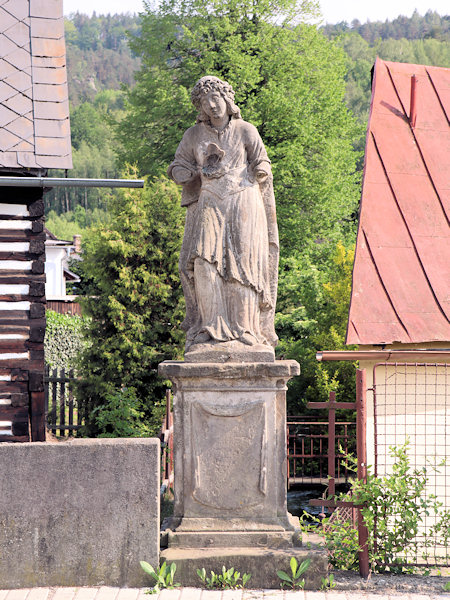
[168,76,279,362]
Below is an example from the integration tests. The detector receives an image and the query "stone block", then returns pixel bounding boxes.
[161,545,327,590]
[159,360,301,543]
[0,438,160,588]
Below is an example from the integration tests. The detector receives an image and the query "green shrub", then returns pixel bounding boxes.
[92,387,152,437]
[44,310,89,371]
[307,441,449,573]
[351,441,446,572]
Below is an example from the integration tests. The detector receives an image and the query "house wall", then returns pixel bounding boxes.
[360,343,450,560]
[0,187,46,442]
[45,245,68,298]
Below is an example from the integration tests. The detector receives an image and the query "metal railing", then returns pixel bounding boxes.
[287,416,356,488]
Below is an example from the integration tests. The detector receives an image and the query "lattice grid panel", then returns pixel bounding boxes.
[373,362,450,567]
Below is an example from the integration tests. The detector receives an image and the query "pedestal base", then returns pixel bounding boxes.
[163,513,303,549]
[161,544,328,590]
[158,360,327,587]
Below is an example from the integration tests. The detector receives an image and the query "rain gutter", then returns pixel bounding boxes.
[0,177,144,188]
[316,350,450,362]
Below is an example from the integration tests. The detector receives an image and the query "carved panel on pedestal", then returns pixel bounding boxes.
[191,397,267,510]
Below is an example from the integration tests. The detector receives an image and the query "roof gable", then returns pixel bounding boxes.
[347,58,450,345]
[0,0,72,170]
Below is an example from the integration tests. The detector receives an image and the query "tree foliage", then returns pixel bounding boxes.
[276,242,357,413]
[44,310,89,372]
[64,14,141,105]
[322,10,449,44]
[118,0,361,253]
[112,0,363,414]
[76,175,185,435]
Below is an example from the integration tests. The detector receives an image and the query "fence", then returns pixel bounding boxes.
[372,362,450,568]
[287,415,356,488]
[44,367,84,436]
[46,300,82,316]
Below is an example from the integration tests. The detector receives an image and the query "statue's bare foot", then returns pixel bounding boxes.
[240,332,258,346]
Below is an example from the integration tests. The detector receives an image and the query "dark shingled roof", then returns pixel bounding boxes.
[347,58,450,345]
[0,0,72,169]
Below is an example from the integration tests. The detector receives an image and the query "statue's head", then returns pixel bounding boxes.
[191,76,241,123]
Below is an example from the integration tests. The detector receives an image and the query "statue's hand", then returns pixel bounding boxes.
[172,166,194,184]
[255,169,269,182]
[248,161,271,183]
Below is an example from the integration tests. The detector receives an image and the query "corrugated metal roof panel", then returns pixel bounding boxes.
[0,0,71,170]
[347,58,450,345]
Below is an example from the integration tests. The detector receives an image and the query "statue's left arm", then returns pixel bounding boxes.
[243,122,279,345]
[243,123,272,184]
[244,123,279,250]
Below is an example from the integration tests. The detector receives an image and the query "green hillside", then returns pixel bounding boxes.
[46,9,449,235]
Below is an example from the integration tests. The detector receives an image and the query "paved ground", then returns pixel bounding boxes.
[0,588,449,600]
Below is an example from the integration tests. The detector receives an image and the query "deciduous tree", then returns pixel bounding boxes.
[117,0,361,253]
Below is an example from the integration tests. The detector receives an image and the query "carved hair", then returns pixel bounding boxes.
[191,76,241,122]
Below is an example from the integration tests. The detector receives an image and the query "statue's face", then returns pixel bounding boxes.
[200,90,227,121]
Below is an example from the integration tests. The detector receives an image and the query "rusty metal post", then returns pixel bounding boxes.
[286,423,290,490]
[328,391,336,498]
[356,369,369,578]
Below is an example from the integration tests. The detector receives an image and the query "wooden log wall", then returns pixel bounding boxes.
[0,186,46,442]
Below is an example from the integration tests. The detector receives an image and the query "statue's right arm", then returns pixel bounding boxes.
[167,127,199,185]
[171,166,196,184]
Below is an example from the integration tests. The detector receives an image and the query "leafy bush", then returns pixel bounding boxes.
[351,442,446,572]
[44,310,89,371]
[317,511,360,571]
[307,442,449,573]
[92,388,151,438]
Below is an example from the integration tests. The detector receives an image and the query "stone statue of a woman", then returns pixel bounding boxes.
[168,76,279,362]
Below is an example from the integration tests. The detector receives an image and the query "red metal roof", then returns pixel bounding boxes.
[347,58,450,345]
[0,0,72,169]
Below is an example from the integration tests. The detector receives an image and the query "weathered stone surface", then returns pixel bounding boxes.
[166,529,301,548]
[168,76,279,361]
[159,360,301,548]
[159,360,300,380]
[161,545,327,590]
[184,341,274,363]
[0,438,160,588]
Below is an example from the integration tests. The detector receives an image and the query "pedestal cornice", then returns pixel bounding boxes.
[158,359,300,380]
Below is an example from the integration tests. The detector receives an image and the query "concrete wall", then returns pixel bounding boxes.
[0,438,160,588]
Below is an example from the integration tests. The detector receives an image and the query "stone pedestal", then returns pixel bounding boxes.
[159,360,299,540]
[158,360,327,588]
[159,360,327,589]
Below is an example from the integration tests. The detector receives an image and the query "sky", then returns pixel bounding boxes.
[63,0,449,24]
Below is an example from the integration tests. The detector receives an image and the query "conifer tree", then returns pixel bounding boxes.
[77,176,185,435]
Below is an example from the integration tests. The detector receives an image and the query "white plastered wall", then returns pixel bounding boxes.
[360,344,450,562]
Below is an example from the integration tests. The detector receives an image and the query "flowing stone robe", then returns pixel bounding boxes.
[168,117,279,351]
